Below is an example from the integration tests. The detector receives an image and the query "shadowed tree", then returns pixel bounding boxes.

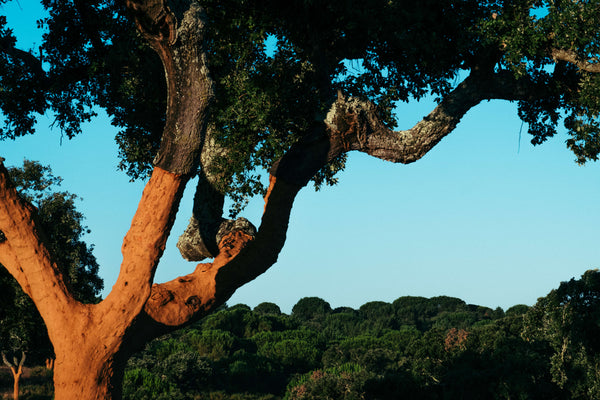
[292,297,333,322]
[254,302,282,316]
[1,0,600,398]
[524,270,600,398]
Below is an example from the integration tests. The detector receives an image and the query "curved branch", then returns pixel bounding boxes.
[144,229,254,327]
[551,48,600,73]
[325,70,549,165]
[124,0,214,175]
[271,70,539,187]
[123,174,300,344]
[124,69,549,343]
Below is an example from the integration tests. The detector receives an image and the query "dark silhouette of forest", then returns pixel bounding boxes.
[2,269,599,399]
[120,270,600,399]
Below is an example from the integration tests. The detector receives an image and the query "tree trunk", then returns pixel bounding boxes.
[0,159,189,399]
[2,352,25,400]
[12,368,22,400]
[45,167,187,400]
[52,349,125,400]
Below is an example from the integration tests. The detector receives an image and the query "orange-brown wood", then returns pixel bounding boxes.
[1,162,190,399]
[51,167,188,400]
[45,358,55,370]
[11,365,22,400]
[144,230,254,326]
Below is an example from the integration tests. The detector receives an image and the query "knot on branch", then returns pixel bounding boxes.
[149,285,174,306]
[325,94,383,155]
[216,218,256,247]
[184,295,201,311]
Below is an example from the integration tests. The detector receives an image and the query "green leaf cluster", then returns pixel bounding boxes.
[3,1,600,211]
[524,269,600,398]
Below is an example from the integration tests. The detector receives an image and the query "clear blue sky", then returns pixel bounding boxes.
[2,2,599,313]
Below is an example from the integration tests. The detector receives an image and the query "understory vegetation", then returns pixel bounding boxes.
[3,269,600,400]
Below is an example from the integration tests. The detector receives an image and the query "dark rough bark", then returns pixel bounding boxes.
[126,0,214,175]
[176,170,226,260]
[325,70,551,164]
[176,126,227,259]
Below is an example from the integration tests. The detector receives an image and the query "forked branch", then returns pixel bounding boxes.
[2,351,26,400]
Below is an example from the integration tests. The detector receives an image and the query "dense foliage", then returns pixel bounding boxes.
[3,0,600,212]
[118,270,600,399]
[0,160,103,363]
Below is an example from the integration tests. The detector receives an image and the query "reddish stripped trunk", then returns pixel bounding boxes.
[0,165,188,400]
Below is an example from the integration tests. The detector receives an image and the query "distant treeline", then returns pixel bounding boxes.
[123,270,600,400]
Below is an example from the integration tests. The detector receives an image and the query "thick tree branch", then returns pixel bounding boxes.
[0,159,78,330]
[100,167,187,322]
[271,70,537,187]
[130,69,549,338]
[213,176,300,297]
[325,70,550,166]
[124,0,254,263]
[124,175,300,342]
[124,0,214,175]
[43,166,190,399]
[143,229,254,327]
[551,48,600,73]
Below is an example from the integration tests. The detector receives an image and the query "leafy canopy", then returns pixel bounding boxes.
[1,0,600,212]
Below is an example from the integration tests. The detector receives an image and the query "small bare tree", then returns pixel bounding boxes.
[2,351,26,400]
